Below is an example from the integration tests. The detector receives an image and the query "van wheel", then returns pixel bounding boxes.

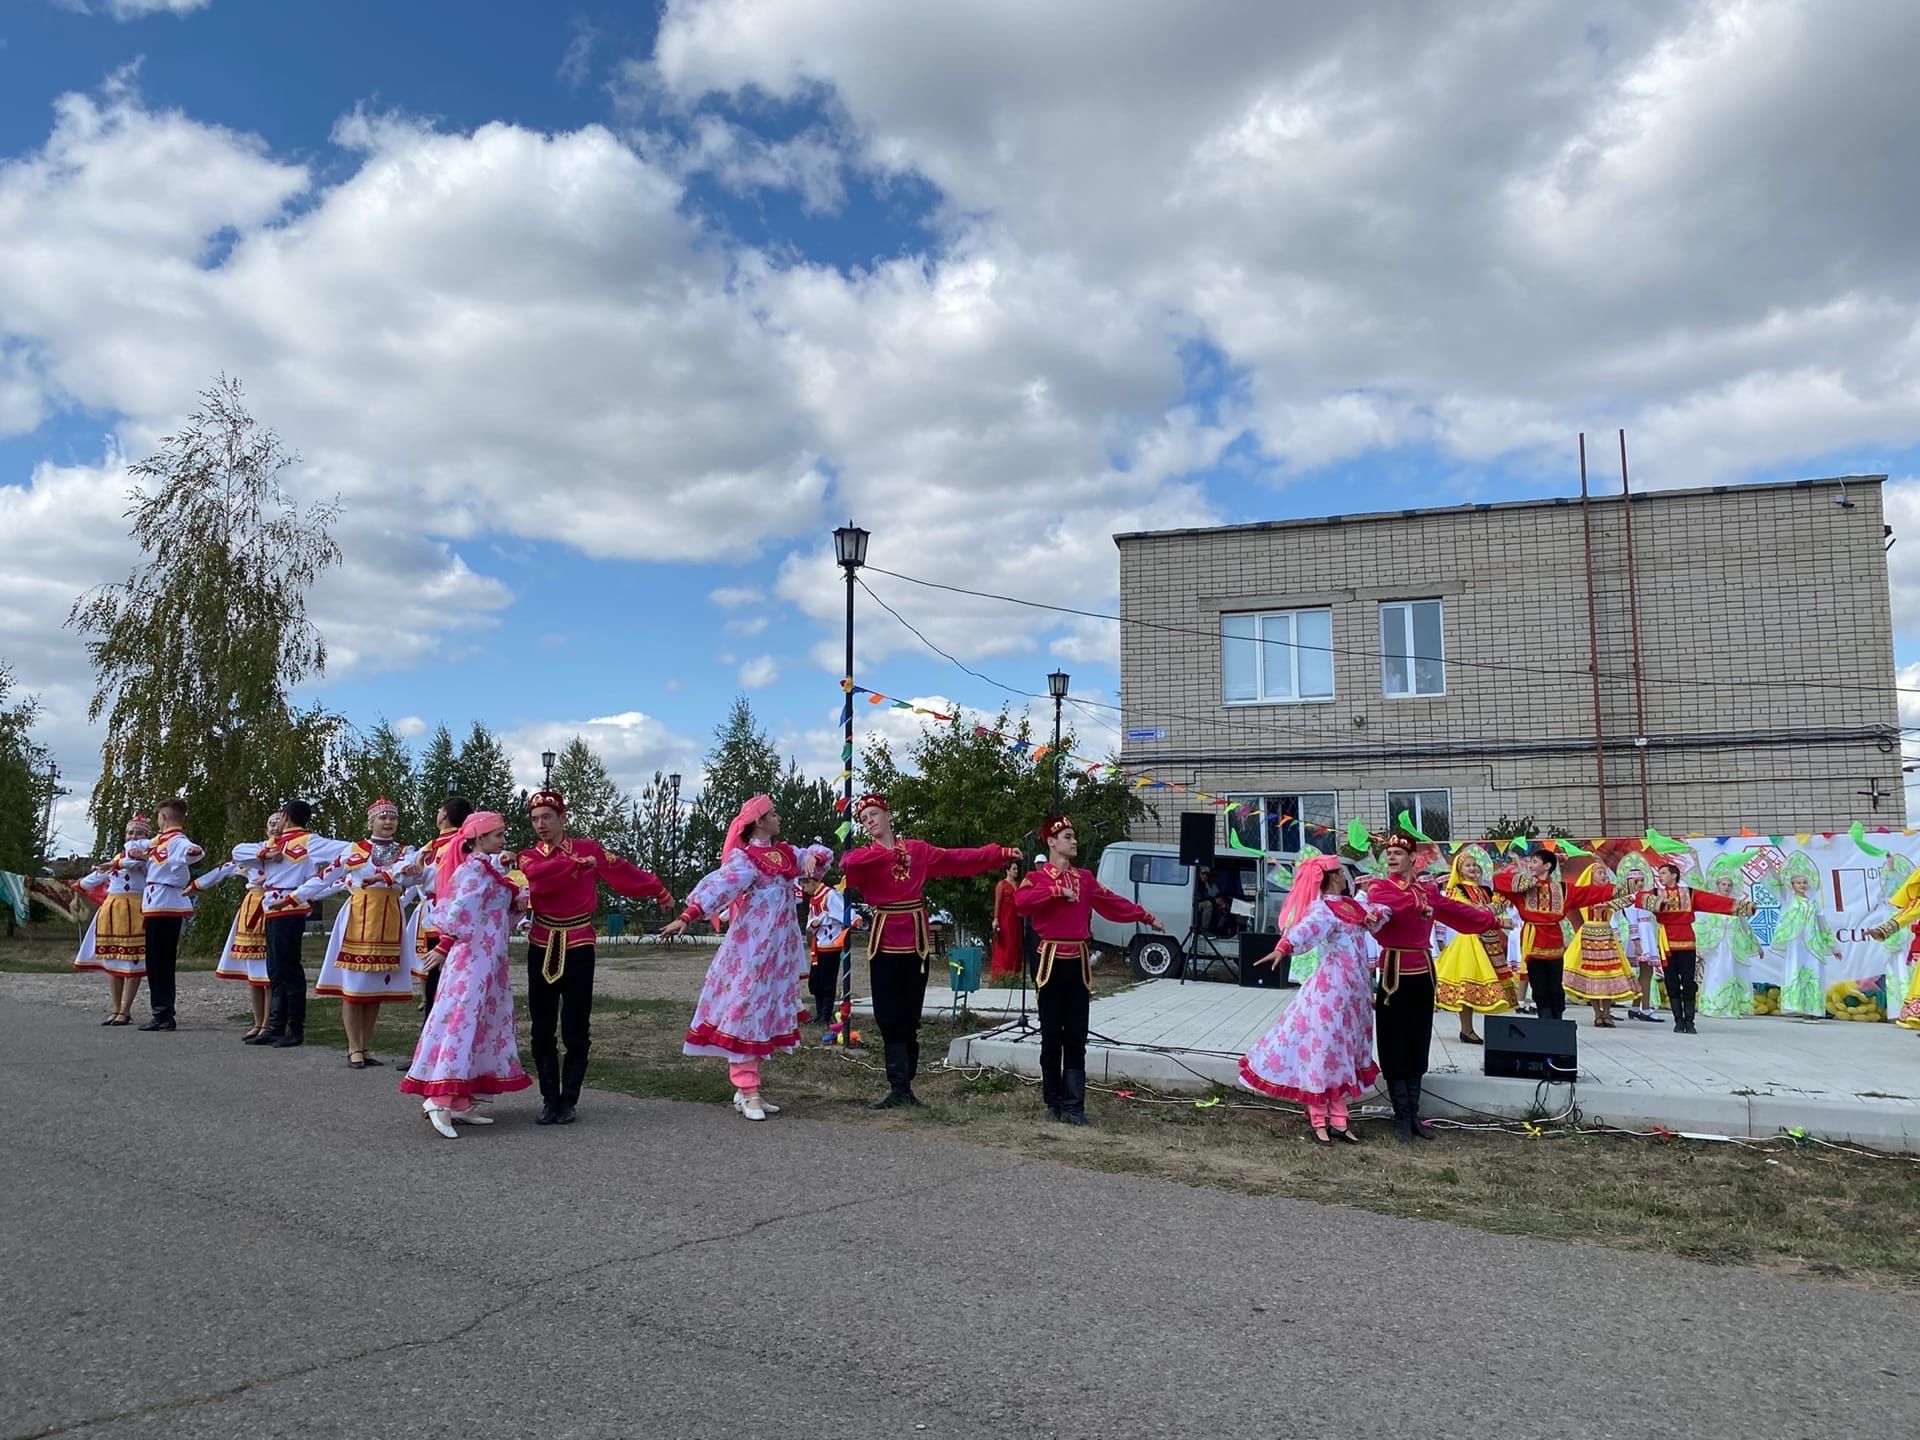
[1128,935,1184,980]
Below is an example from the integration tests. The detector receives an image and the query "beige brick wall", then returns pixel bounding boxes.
[1116,476,1905,843]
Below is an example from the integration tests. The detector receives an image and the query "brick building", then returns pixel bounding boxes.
[1114,475,1904,852]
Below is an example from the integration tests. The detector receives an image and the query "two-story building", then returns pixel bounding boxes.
[1114,475,1904,852]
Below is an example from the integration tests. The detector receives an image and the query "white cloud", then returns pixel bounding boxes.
[58,0,211,18]
[558,18,597,88]
[393,716,427,739]
[1897,662,1919,819]
[1885,479,1920,641]
[503,711,703,793]
[708,586,764,608]
[738,654,780,688]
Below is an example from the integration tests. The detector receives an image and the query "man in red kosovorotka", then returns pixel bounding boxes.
[515,789,674,1126]
[843,793,1020,1110]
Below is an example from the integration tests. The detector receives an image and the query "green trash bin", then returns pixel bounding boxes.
[947,944,983,995]
[604,910,626,938]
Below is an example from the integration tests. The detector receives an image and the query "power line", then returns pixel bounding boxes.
[863,564,1920,701]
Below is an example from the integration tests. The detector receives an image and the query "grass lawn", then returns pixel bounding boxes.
[288,990,1920,1295]
[0,926,220,972]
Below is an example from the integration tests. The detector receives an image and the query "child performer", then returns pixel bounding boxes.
[72,813,153,1025]
[1635,857,1753,1034]
[659,796,833,1121]
[401,812,534,1137]
[1616,853,1664,1023]
[1013,815,1162,1126]
[1564,862,1640,1027]
[1239,857,1387,1144]
[802,872,861,1024]
[191,809,284,1040]
[1775,852,1842,1018]
[303,797,423,1068]
[1431,845,1516,1046]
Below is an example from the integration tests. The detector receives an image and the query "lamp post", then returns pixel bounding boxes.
[540,749,556,790]
[833,522,870,830]
[667,771,682,891]
[1047,669,1069,812]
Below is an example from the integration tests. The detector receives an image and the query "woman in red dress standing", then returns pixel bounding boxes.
[988,856,1023,980]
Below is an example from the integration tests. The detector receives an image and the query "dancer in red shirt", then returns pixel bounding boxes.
[1360,831,1496,1141]
[1493,849,1618,1021]
[1013,815,1161,1126]
[516,789,674,1125]
[843,794,1018,1109]
[1634,859,1750,1035]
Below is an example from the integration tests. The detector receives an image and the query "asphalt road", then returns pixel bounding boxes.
[4,996,1912,1440]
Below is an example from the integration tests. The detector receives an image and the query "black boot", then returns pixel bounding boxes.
[275,987,306,1047]
[534,1050,562,1125]
[902,1039,927,1108]
[556,1052,588,1124]
[1058,1068,1090,1127]
[1389,1080,1416,1143]
[1407,1078,1435,1140]
[869,1043,914,1109]
[1040,1062,1063,1120]
[250,986,287,1044]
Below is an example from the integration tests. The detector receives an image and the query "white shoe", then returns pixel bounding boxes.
[425,1106,459,1139]
[735,1088,778,1115]
[450,1110,494,1125]
[733,1092,767,1121]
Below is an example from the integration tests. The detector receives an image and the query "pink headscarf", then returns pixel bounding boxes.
[1275,855,1347,935]
[723,794,774,861]
[435,810,506,906]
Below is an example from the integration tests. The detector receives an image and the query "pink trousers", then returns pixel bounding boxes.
[728,1059,761,1092]
[1303,1094,1349,1129]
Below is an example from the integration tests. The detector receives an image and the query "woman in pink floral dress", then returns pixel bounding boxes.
[400,811,533,1138]
[659,795,831,1121]
[1238,856,1387,1146]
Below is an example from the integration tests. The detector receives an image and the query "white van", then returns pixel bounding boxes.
[1090,842,1287,980]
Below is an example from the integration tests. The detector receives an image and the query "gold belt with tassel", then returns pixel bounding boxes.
[866,902,931,972]
[1376,947,1431,1001]
[534,911,593,984]
[1035,940,1091,989]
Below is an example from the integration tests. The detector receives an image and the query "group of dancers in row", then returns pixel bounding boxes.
[1238,835,1920,1144]
[71,788,1162,1136]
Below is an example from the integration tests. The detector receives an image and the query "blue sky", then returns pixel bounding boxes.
[2,1,1916,846]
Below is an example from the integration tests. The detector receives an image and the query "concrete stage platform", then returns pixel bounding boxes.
[939,978,1920,1151]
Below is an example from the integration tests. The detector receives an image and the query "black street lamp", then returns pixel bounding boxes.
[541,749,556,788]
[833,522,870,834]
[1047,669,1070,811]
[667,771,682,881]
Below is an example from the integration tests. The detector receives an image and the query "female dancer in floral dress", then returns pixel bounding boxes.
[1238,856,1386,1145]
[1564,862,1639,1027]
[659,795,832,1121]
[400,811,534,1138]
[1432,845,1516,1046]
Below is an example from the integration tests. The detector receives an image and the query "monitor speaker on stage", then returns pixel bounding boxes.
[1483,1015,1578,1081]
[1178,812,1216,867]
[1237,932,1291,988]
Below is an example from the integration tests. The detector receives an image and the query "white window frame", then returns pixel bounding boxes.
[1379,599,1446,698]
[1220,607,1334,706]
[1224,791,1341,858]
[1385,788,1452,842]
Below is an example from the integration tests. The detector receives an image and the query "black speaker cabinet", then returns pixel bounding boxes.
[1483,1014,1578,1081]
[1178,812,1217,867]
[1237,932,1292,988]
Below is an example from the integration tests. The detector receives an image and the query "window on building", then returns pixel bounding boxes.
[1385,789,1452,841]
[1225,792,1340,856]
[1380,599,1445,697]
[1221,608,1334,705]
[1128,853,1192,887]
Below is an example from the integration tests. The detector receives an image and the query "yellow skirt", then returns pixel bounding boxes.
[1897,957,1920,1032]
[1434,932,1514,1014]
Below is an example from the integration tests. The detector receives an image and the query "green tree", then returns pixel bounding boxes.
[415,723,457,819]
[1484,814,1574,842]
[772,759,838,851]
[857,709,1147,939]
[331,719,420,838]
[684,697,781,870]
[547,736,625,849]
[452,721,516,818]
[65,375,344,951]
[630,770,688,899]
[0,664,55,877]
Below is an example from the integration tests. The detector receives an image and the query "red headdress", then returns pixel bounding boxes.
[1383,830,1419,854]
[127,813,154,835]
[1040,815,1074,844]
[1276,855,1347,934]
[853,793,889,820]
[366,795,399,822]
[528,789,566,816]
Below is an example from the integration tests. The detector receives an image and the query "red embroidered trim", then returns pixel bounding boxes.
[744,843,799,879]
[400,1074,534,1099]
[1236,1057,1380,1105]
[683,1020,802,1057]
